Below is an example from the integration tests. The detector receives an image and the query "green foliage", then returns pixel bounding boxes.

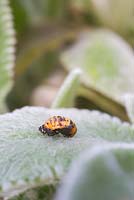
[52,68,81,108]
[10,0,28,34]
[55,144,134,200]
[10,184,56,200]
[0,107,134,198]
[0,0,15,113]
[11,0,69,33]
[1,1,134,200]
[61,30,134,102]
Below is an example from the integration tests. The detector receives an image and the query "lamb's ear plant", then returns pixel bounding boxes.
[0,0,15,113]
[0,106,134,199]
[52,68,81,108]
[1,1,134,200]
[55,144,134,200]
[61,29,134,107]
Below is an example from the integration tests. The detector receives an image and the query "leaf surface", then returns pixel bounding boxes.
[0,107,134,198]
[61,30,134,102]
[55,144,134,200]
[52,68,81,108]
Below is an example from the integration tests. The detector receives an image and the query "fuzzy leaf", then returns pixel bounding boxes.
[0,0,15,113]
[52,68,81,108]
[0,107,134,198]
[61,30,134,103]
[55,144,134,200]
[122,93,134,123]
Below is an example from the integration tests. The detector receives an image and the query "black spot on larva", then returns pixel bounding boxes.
[70,120,73,124]
[58,116,63,121]
[54,116,57,122]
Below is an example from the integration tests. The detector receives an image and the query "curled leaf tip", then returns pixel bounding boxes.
[52,68,82,108]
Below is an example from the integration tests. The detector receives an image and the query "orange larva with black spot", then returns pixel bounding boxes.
[39,116,77,137]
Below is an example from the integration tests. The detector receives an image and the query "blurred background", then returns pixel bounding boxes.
[7,0,134,121]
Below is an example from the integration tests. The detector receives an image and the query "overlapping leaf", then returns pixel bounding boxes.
[52,68,81,108]
[0,107,134,198]
[61,30,134,102]
[56,144,134,200]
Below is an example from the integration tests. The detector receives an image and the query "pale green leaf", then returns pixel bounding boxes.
[0,107,134,198]
[0,0,15,113]
[52,68,81,108]
[55,144,134,200]
[122,93,134,123]
[61,30,134,103]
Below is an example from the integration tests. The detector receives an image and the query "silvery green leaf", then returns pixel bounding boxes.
[0,106,134,198]
[52,68,81,108]
[55,143,134,200]
[61,30,134,103]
